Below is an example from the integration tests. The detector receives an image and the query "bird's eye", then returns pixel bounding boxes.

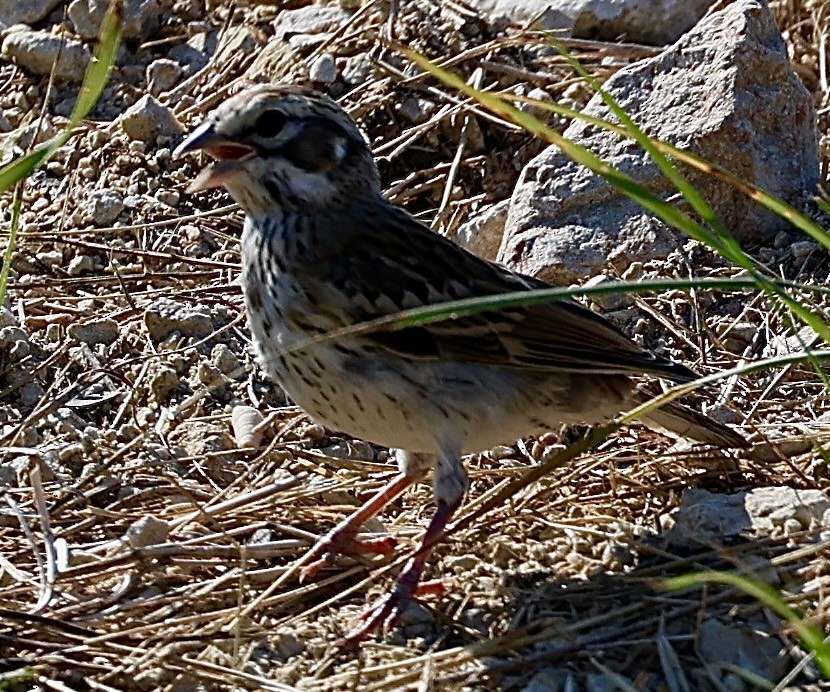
[254,110,287,138]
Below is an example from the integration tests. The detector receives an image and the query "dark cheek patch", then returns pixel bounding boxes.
[281,121,350,173]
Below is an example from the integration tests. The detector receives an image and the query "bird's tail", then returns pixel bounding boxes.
[633,388,748,448]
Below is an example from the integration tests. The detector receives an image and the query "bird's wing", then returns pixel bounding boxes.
[308,199,696,382]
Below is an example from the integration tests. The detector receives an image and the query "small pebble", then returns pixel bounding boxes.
[120,94,183,144]
[124,515,170,549]
[790,240,818,260]
[308,53,337,84]
[86,189,124,226]
[231,405,265,449]
[146,58,183,95]
[68,318,119,346]
[67,255,95,276]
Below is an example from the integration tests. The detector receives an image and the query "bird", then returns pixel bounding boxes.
[174,83,747,642]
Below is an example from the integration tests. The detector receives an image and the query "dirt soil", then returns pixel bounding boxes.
[1,0,830,690]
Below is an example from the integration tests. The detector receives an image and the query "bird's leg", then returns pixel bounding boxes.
[342,446,466,643]
[300,451,431,580]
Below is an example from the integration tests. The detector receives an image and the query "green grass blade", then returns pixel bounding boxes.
[399,47,830,350]
[663,570,830,678]
[0,0,122,305]
[506,91,830,255]
[277,276,830,360]
[0,146,54,192]
[0,189,23,305]
[71,0,122,123]
[0,0,122,194]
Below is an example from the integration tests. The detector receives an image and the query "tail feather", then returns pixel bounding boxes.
[634,389,748,448]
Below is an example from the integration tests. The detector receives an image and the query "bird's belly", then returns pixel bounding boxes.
[267,347,438,452]
[243,268,634,453]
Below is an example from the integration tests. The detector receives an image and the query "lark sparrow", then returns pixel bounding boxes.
[175,84,746,642]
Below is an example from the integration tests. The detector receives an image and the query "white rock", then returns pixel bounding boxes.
[466,0,714,45]
[119,94,183,144]
[1,28,91,82]
[86,189,124,226]
[68,0,160,40]
[308,53,337,84]
[272,5,349,40]
[66,255,94,276]
[146,58,183,95]
[231,405,265,450]
[664,486,830,545]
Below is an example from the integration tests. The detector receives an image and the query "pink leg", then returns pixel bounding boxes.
[300,473,414,581]
[340,496,460,645]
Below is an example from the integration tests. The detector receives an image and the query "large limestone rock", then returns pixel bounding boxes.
[468,0,715,45]
[500,0,819,285]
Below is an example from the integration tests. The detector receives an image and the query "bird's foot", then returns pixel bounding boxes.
[300,530,397,581]
[299,473,415,581]
[338,555,436,646]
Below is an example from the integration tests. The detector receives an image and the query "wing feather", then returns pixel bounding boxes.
[306,199,696,382]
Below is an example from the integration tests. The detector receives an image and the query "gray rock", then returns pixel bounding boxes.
[745,486,830,533]
[466,0,714,45]
[1,28,91,82]
[790,240,818,260]
[453,199,510,261]
[0,327,30,364]
[124,515,170,548]
[698,618,788,683]
[168,38,209,76]
[146,58,183,95]
[0,0,63,25]
[273,628,305,661]
[308,53,337,84]
[68,318,119,346]
[119,95,183,144]
[396,96,434,124]
[68,0,160,40]
[521,668,571,692]
[663,486,830,545]
[86,188,124,226]
[501,0,819,284]
[272,5,349,40]
[149,364,180,402]
[66,255,94,276]
[213,25,258,65]
[144,298,213,341]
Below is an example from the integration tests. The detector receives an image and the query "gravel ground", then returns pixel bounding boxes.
[1,1,830,690]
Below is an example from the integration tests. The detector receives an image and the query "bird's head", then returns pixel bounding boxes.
[174,84,380,217]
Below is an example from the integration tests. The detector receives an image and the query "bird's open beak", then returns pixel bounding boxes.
[174,122,256,192]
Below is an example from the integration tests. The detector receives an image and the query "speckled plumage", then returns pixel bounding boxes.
[176,84,746,641]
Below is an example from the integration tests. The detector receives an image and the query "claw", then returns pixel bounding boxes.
[300,534,398,581]
[339,590,407,645]
[298,474,414,582]
[336,499,459,646]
